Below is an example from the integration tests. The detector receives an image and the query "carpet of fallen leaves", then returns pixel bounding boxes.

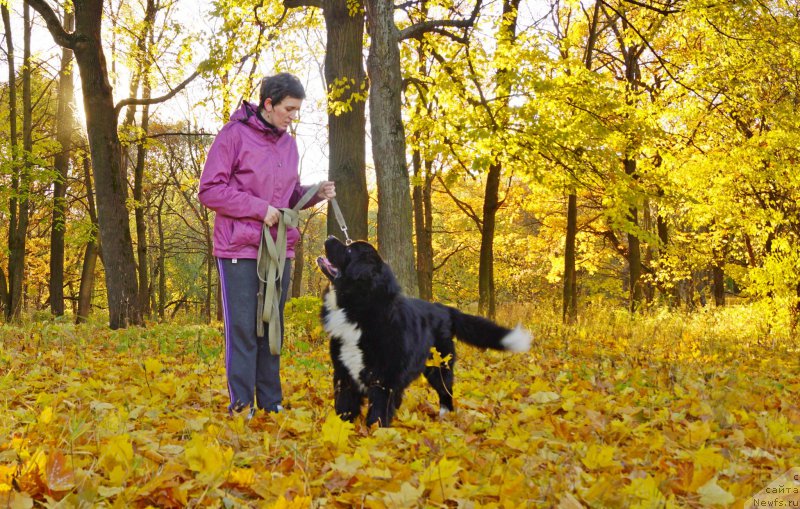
[1,301,799,508]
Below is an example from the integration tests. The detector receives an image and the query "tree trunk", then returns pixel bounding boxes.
[794,282,800,334]
[365,0,417,296]
[476,0,519,319]
[1,4,18,320]
[624,163,644,310]
[641,199,655,304]
[292,233,304,298]
[7,4,33,320]
[156,192,167,321]
[322,0,369,242]
[621,36,643,312]
[478,163,501,318]
[50,8,75,317]
[712,251,725,306]
[563,192,578,323]
[0,267,7,318]
[71,1,141,328]
[76,241,99,324]
[129,0,157,319]
[28,0,142,327]
[77,156,99,324]
[134,97,152,318]
[563,0,601,323]
[412,152,433,301]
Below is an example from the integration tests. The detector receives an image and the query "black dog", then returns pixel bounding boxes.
[317,236,531,427]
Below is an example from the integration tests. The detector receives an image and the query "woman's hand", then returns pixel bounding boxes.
[317,181,336,200]
[263,205,281,227]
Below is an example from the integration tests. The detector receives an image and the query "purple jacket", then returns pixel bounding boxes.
[198,101,321,259]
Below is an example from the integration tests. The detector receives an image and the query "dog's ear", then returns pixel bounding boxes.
[370,261,401,297]
[346,259,374,281]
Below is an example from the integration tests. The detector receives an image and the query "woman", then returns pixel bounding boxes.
[199,73,335,417]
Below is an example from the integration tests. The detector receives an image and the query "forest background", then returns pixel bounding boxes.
[1,0,800,506]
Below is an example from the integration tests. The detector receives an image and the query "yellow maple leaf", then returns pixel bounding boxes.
[320,411,354,451]
[2,491,33,509]
[108,464,126,486]
[382,482,424,506]
[38,406,53,425]
[143,358,164,374]
[693,446,725,470]
[697,477,735,506]
[330,454,363,476]
[155,377,177,397]
[0,464,15,492]
[99,434,134,474]
[426,347,452,367]
[226,467,255,487]
[581,444,620,470]
[269,495,312,509]
[623,475,665,502]
[420,457,462,503]
[683,420,712,445]
[184,433,233,481]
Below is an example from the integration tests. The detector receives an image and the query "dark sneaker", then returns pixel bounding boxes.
[264,404,284,414]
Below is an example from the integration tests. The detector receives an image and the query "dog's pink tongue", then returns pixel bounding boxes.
[317,256,338,276]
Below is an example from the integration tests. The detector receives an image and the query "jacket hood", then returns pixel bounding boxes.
[230,101,284,137]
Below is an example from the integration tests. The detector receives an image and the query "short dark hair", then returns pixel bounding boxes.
[259,73,306,107]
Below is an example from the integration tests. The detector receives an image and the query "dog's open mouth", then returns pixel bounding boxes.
[316,256,339,280]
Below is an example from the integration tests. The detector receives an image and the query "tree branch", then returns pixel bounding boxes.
[399,0,482,41]
[619,0,683,15]
[436,175,481,228]
[25,0,75,48]
[284,0,323,9]
[433,242,467,271]
[114,66,204,118]
[600,0,707,102]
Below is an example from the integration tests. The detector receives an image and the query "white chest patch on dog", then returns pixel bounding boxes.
[323,289,366,391]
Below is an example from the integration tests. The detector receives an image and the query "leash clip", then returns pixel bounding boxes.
[330,196,352,245]
[342,226,352,245]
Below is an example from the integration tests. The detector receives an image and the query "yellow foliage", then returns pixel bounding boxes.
[99,434,134,475]
[419,457,462,503]
[425,347,452,368]
[183,433,234,482]
[320,411,354,451]
[269,495,312,509]
[0,307,797,506]
[580,444,620,470]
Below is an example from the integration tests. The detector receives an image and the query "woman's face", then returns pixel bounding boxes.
[263,97,303,130]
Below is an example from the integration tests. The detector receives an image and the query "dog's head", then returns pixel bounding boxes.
[316,236,400,298]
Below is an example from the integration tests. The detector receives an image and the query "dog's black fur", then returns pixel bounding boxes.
[317,236,531,427]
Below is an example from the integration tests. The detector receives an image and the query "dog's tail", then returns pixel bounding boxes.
[446,306,532,352]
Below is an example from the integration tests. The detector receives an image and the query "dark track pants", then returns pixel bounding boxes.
[217,257,291,413]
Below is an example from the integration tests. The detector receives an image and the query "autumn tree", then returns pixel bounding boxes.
[5,2,34,321]
[364,0,483,297]
[27,0,143,328]
[283,0,370,243]
[27,0,204,328]
[1,1,17,318]
[49,6,75,317]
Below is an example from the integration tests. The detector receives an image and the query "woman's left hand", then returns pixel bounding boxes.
[317,181,336,200]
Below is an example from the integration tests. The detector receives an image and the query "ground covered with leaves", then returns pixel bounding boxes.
[1,301,799,508]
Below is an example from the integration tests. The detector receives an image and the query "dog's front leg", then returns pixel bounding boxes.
[333,372,363,422]
[366,385,395,427]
